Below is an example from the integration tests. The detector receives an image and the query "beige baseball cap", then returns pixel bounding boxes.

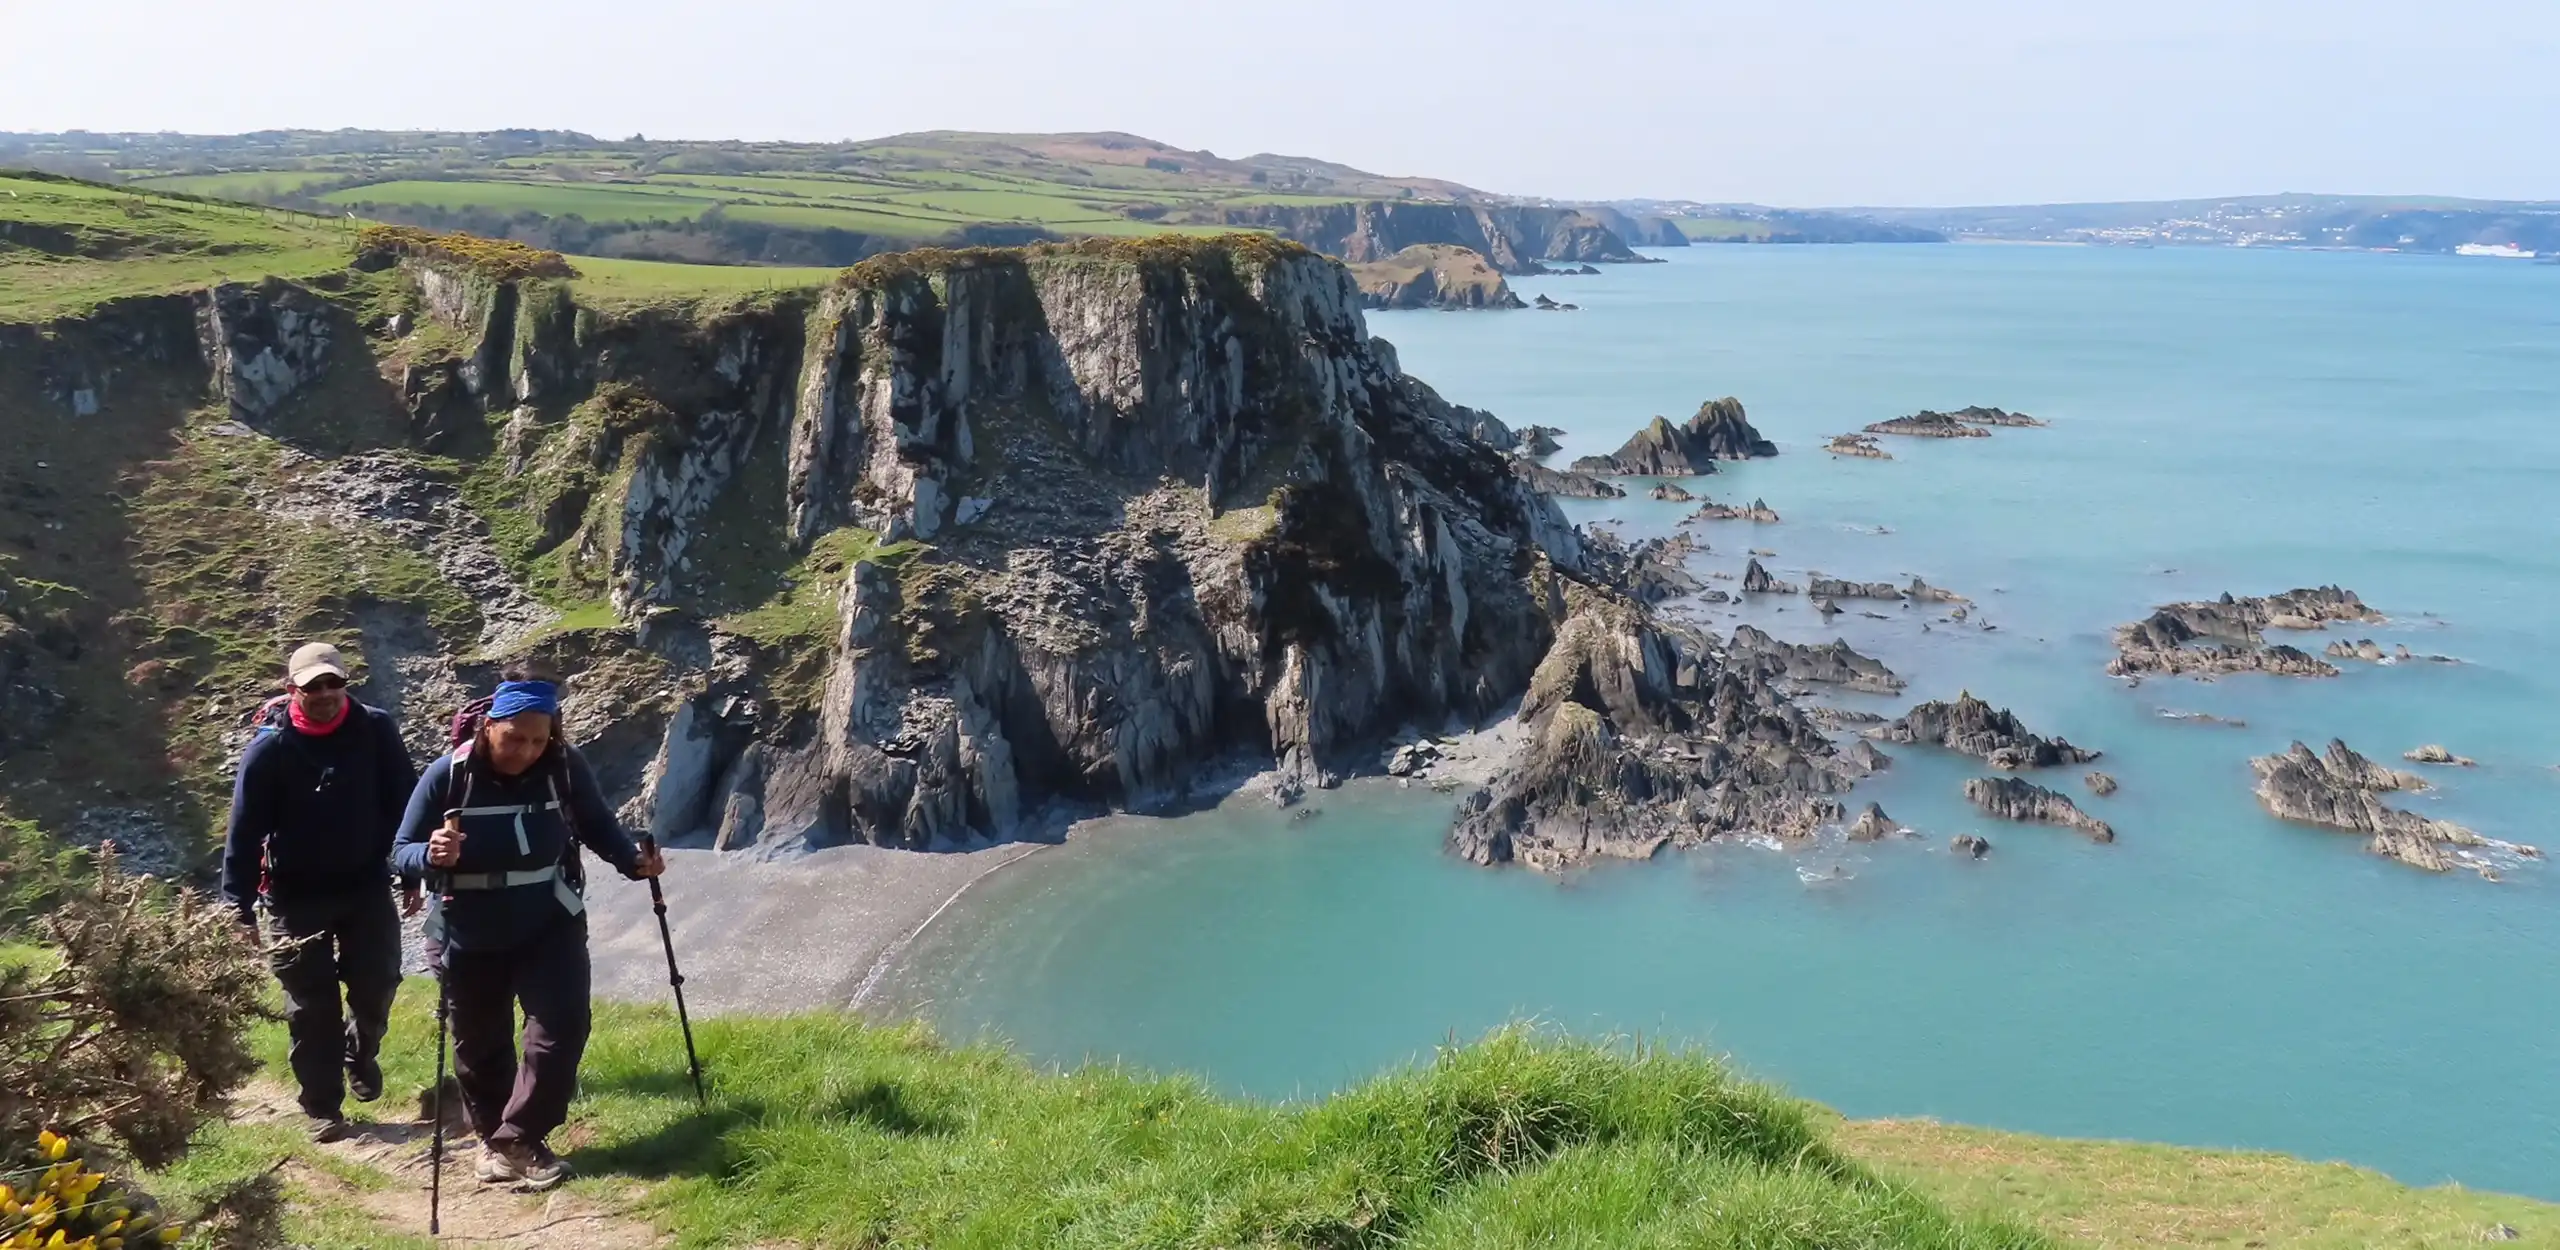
[287,642,350,687]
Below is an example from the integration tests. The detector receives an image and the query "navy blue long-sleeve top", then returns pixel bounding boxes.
[219,702,418,922]
[392,745,643,952]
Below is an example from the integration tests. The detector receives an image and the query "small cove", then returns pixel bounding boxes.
[872,242,2560,1198]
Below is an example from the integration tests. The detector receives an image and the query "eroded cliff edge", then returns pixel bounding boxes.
[2,232,1605,862]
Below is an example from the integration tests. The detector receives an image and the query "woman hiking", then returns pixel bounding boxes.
[393,660,664,1191]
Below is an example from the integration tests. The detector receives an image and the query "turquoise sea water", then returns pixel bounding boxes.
[875,244,2560,1197]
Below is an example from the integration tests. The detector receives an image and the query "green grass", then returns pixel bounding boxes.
[0,174,356,320]
[320,179,720,222]
[567,254,839,307]
[1838,1117,2559,1248]
[166,990,2560,1249]
[715,526,915,649]
[131,170,355,198]
[225,993,2044,1250]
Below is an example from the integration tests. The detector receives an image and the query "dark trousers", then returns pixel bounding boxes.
[263,888,402,1120]
[430,916,592,1150]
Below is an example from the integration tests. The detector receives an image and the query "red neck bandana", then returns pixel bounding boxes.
[290,699,350,736]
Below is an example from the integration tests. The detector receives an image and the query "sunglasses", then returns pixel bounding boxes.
[298,676,349,692]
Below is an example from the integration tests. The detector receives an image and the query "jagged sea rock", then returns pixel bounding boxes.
[1909,577,1968,604]
[1572,398,1776,475]
[2109,587,2380,680]
[1815,597,1840,618]
[1825,433,1891,459]
[1866,411,1992,439]
[1650,482,1696,503]
[1741,558,1798,595]
[1807,576,1903,601]
[1447,587,1863,871]
[1687,497,1781,523]
[1876,693,2099,769]
[1513,458,1625,498]
[1963,776,2115,842]
[2404,744,2476,767]
[1948,406,2046,427]
[2251,739,2532,874]
[1581,529,1707,605]
[2086,771,2119,796]
[1847,802,1900,842]
[1951,833,1992,859]
[1533,294,1580,311]
[2326,639,2389,663]
[1727,624,1904,695]
[1516,425,1565,457]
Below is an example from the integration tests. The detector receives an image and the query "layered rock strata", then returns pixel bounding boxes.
[2250,740,2534,874]
[1963,776,2114,842]
[1876,693,2099,770]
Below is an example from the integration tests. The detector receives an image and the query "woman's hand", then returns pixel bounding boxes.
[632,843,666,880]
[427,814,466,869]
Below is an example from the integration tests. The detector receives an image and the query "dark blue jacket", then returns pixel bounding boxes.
[392,745,643,953]
[220,702,418,922]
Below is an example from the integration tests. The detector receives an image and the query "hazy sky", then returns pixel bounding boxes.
[6,0,2556,205]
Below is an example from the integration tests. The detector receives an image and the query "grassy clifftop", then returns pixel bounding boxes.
[184,996,2559,1248]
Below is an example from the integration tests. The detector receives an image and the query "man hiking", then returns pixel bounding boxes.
[394,660,665,1191]
[220,642,420,1142]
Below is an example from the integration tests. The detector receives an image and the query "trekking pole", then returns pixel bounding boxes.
[638,835,707,1105]
[429,952,450,1235]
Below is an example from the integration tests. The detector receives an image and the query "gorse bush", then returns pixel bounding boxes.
[0,847,266,1169]
[354,223,577,282]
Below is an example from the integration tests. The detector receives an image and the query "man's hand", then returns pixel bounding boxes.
[427,814,466,869]
[400,881,424,918]
[632,843,666,880]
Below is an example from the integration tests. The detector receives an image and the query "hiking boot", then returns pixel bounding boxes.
[306,1115,350,1144]
[348,1053,384,1103]
[480,1141,569,1192]
[475,1142,522,1185]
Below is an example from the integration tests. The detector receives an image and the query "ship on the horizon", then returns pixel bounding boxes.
[2454,242,2537,259]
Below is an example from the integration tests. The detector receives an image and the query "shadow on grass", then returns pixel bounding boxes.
[828,1079,954,1138]
[568,1104,758,1181]
[586,1068,713,1100]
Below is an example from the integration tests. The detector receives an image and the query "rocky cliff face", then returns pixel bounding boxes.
[1,231,1602,865]
[1208,202,1644,274]
[663,237,1586,852]
[1346,245,1524,310]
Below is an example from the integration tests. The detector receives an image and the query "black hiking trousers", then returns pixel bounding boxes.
[263,888,402,1120]
[429,913,593,1150]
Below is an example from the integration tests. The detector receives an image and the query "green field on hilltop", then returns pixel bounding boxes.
[2,129,1494,270]
[0,174,356,319]
[319,178,724,222]
[566,254,841,307]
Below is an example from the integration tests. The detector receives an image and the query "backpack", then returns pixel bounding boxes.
[442,697,587,896]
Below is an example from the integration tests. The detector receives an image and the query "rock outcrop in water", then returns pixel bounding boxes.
[1446,587,1873,870]
[1865,411,1990,439]
[1951,834,1992,859]
[1649,482,1696,503]
[1570,399,1776,475]
[1516,425,1564,457]
[1806,576,1903,601]
[1865,406,2045,438]
[1824,433,1891,459]
[1877,693,2099,769]
[2108,587,2381,680]
[1727,625,1904,695]
[1741,558,1798,595]
[1686,497,1781,524]
[2085,771,2119,796]
[2250,740,2534,874]
[1963,776,2114,842]
[1847,802,1901,841]
[2404,744,2476,767]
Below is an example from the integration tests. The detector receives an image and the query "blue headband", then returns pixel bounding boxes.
[488,681,561,721]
